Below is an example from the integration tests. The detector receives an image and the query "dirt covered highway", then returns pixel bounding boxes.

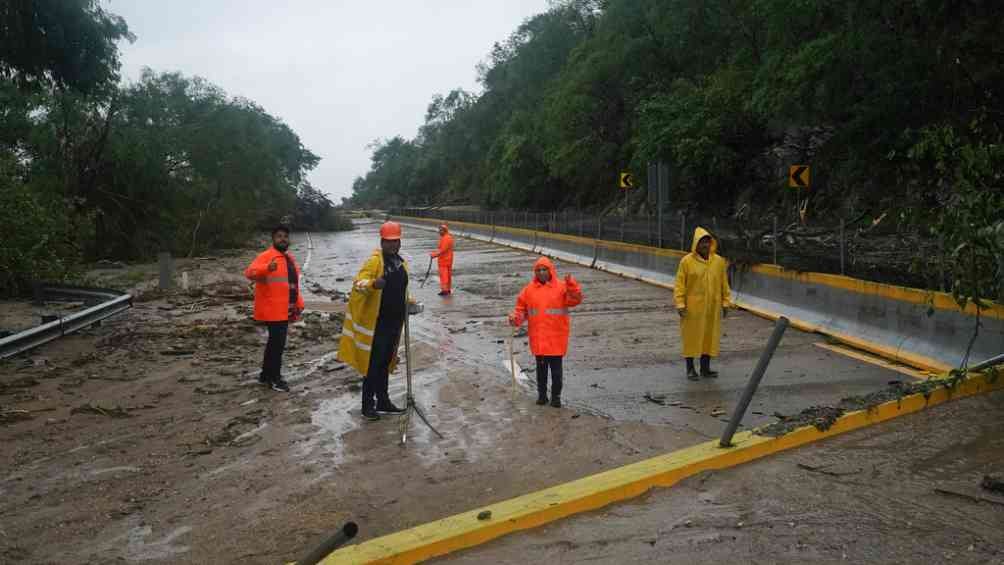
[2,219,1000,564]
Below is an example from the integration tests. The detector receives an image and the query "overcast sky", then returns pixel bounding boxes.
[109,1,550,202]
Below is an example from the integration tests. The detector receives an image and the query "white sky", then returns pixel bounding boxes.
[109,1,551,202]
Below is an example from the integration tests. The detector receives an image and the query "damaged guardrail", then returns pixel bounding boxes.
[0,285,133,360]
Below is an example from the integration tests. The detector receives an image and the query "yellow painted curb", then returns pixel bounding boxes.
[317,373,1003,565]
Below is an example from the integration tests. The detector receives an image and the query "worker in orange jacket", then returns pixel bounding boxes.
[429,224,454,296]
[244,225,305,392]
[508,257,583,407]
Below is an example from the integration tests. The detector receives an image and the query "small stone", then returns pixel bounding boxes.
[684,520,693,528]
[477,510,492,521]
[737,522,744,528]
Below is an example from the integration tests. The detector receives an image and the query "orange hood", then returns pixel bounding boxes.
[532,256,558,286]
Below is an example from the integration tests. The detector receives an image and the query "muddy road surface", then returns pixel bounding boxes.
[441,391,1004,565]
[0,220,953,564]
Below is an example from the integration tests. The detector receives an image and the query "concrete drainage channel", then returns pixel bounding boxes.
[0,285,133,360]
[297,216,1004,565]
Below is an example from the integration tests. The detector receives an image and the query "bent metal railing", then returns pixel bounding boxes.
[0,285,133,360]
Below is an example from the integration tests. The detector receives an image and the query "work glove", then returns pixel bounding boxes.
[677,308,687,319]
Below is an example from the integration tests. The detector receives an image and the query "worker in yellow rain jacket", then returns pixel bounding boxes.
[338,221,410,421]
[674,227,731,381]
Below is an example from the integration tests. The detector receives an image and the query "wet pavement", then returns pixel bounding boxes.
[3,219,967,564]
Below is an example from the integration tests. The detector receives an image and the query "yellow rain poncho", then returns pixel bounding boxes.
[673,227,731,358]
[337,250,408,376]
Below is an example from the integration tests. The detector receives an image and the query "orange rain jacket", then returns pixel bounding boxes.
[510,257,583,357]
[244,247,305,322]
[430,226,454,267]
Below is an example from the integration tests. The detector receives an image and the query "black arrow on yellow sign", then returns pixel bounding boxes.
[619,172,634,189]
[789,165,810,188]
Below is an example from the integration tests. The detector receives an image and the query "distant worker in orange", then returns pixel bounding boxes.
[674,227,731,381]
[429,224,454,296]
[508,257,583,407]
[244,225,304,392]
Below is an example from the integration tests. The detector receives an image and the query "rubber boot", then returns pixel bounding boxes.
[700,355,719,378]
[685,357,700,381]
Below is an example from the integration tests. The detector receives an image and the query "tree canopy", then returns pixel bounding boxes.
[1,2,342,297]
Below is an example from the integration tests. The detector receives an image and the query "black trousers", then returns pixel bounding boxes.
[362,317,403,411]
[535,355,563,400]
[261,321,288,381]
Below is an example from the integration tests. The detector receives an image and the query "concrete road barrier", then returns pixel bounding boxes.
[395,215,1003,373]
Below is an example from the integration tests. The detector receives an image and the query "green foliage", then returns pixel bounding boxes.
[295,183,353,232]
[0,182,87,295]
[901,113,1004,309]
[348,0,1003,222]
[0,0,133,93]
[1,5,323,297]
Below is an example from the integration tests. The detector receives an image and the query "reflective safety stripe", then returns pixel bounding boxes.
[341,327,372,351]
[529,308,569,317]
[344,313,374,336]
[264,276,289,284]
[349,321,373,333]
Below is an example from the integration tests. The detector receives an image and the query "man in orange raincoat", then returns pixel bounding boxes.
[508,257,583,407]
[674,227,731,381]
[429,224,454,296]
[244,225,305,392]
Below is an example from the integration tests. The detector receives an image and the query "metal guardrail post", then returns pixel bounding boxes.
[720,316,789,447]
[969,352,1004,373]
[296,523,359,565]
[158,252,174,289]
[840,219,846,275]
[772,216,778,265]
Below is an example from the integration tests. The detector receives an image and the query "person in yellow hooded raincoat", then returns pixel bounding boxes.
[338,221,410,420]
[674,227,731,380]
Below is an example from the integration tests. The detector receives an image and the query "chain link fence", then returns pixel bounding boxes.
[393,207,944,292]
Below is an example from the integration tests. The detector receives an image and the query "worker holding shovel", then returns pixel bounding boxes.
[429,224,454,296]
[508,257,583,408]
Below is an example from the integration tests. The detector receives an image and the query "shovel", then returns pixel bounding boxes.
[503,324,521,397]
[419,257,434,288]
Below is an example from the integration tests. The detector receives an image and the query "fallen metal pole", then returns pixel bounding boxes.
[720,316,789,447]
[969,352,1004,373]
[296,522,359,565]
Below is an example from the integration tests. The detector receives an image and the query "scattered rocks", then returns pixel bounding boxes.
[71,403,133,418]
[643,393,667,406]
[982,475,1004,495]
[758,405,844,436]
[477,510,492,521]
[0,409,33,425]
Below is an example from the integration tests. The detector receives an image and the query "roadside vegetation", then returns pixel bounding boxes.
[0,1,348,297]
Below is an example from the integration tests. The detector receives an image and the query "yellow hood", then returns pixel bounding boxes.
[690,227,718,256]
